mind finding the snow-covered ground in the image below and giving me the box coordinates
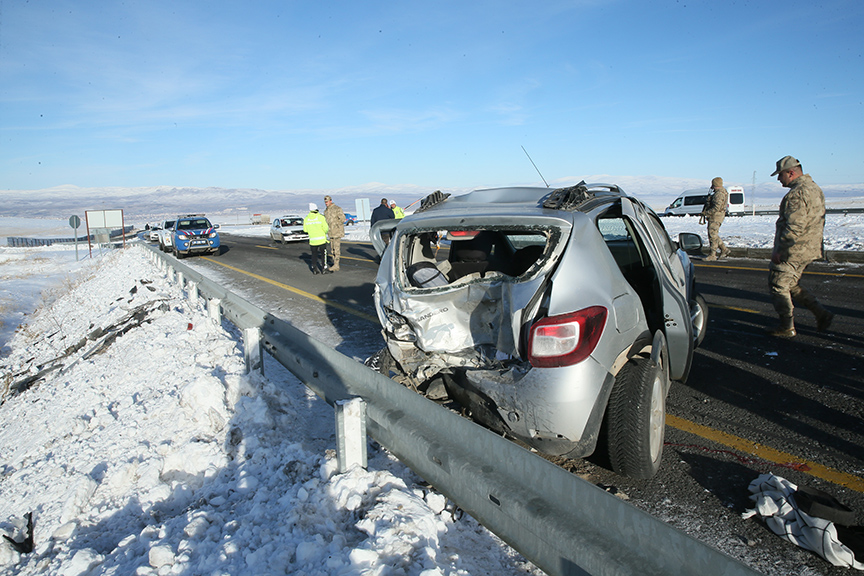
[0,239,541,575]
[1,211,861,576]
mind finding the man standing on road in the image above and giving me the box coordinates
[323,195,345,272]
[303,203,329,275]
[700,177,731,261]
[371,198,395,246]
[767,155,833,337]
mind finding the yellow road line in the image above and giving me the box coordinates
[695,262,864,278]
[200,257,379,323]
[667,414,864,492]
[340,254,376,263]
[256,245,279,250]
[712,304,762,314]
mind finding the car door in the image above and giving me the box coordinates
[621,199,694,381]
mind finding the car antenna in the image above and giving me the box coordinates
[521,146,549,188]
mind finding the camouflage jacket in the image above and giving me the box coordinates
[324,204,345,239]
[701,186,728,223]
[773,174,825,263]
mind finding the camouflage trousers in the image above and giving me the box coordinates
[328,237,342,268]
[768,259,819,317]
[706,220,727,256]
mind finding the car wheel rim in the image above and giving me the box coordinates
[691,303,705,339]
[649,371,665,461]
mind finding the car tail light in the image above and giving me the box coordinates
[527,306,607,368]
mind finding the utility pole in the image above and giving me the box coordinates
[752,171,757,216]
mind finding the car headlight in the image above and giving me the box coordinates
[209,232,218,238]
[177,234,188,240]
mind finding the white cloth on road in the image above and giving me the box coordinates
[742,473,863,569]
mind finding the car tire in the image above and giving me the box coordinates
[605,356,668,479]
[691,292,708,348]
[174,247,184,259]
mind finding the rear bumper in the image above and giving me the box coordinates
[455,357,614,458]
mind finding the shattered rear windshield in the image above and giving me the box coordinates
[398,228,551,289]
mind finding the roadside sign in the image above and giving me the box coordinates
[69,215,81,261]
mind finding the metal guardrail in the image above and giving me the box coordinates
[143,244,762,576]
[6,226,135,247]
[748,208,864,215]
[711,247,864,264]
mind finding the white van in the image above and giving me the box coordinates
[726,186,746,215]
[663,186,745,216]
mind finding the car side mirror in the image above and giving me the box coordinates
[677,232,703,255]
[213,224,220,229]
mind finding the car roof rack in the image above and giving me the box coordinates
[414,190,451,214]
[542,181,592,210]
[542,181,624,211]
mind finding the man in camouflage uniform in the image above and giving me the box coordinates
[323,195,345,272]
[701,177,730,261]
[767,155,833,337]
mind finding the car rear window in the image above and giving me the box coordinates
[400,228,550,288]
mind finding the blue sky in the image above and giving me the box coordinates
[2,0,862,192]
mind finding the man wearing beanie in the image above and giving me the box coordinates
[700,177,730,261]
[767,155,833,337]
[303,202,329,274]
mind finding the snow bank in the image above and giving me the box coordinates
[0,246,539,575]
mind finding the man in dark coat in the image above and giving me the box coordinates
[370,198,395,246]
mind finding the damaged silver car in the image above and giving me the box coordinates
[368,183,707,479]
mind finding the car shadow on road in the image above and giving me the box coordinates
[317,283,385,362]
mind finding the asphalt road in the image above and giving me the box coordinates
[189,233,864,574]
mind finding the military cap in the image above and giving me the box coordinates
[771,155,801,176]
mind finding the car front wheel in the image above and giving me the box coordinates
[604,356,668,479]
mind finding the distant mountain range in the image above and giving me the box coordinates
[2,176,862,223]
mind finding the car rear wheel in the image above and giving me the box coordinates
[605,356,668,479]
[691,292,708,347]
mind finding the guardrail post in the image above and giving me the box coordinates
[177,271,185,288]
[207,298,222,324]
[335,397,368,473]
[242,327,263,375]
[187,281,198,306]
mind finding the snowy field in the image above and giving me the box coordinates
[212,213,864,253]
[0,211,862,576]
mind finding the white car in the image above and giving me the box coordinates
[270,216,308,243]
[147,225,162,242]
[368,185,708,479]
[157,220,175,251]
